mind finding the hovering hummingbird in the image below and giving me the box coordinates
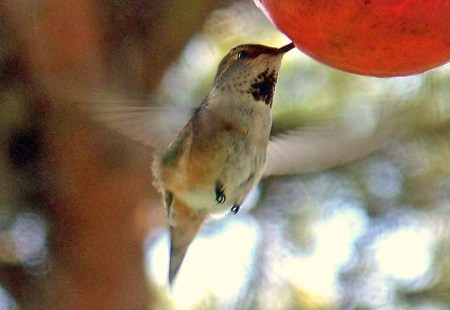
[153,42,295,283]
[91,41,410,285]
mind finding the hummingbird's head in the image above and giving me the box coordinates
[212,42,295,106]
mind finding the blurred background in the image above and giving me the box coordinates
[0,0,449,309]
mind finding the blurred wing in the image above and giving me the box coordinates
[89,101,193,150]
[263,103,411,177]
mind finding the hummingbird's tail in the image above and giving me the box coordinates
[168,198,206,285]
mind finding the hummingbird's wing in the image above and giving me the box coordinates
[263,103,413,177]
[88,100,193,151]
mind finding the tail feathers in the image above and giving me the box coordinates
[168,199,206,285]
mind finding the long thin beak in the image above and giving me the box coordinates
[277,42,295,54]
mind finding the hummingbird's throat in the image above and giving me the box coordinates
[247,68,278,107]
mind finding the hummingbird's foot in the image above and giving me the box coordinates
[231,204,240,214]
[215,181,226,204]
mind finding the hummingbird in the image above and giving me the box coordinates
[152,42,295,284]
[90,41,411,285]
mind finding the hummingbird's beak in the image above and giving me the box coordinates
[277,42,295,54]
[277,42,296,54]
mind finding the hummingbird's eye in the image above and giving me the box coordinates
[237,51,247,59]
